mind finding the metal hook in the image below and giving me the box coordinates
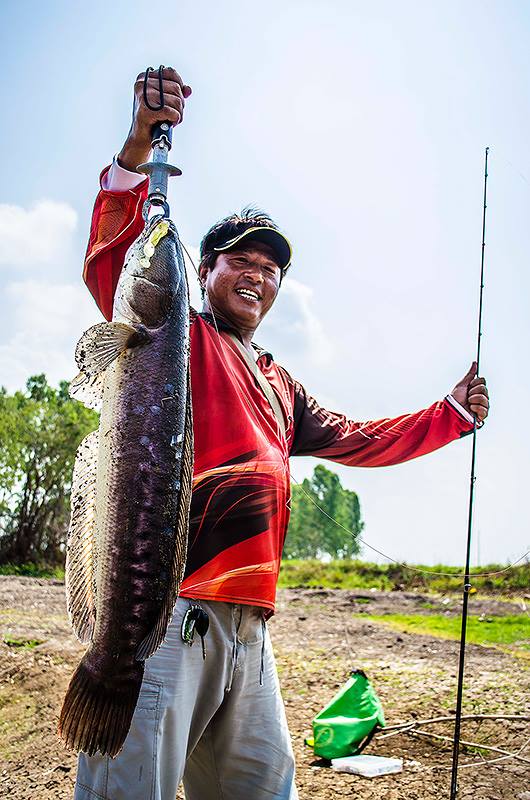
[143,65,165,111]
[142,201,171,224]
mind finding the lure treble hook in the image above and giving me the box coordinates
[137,65,182,221]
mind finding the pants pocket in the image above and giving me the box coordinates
[105,679,162,799]
[135,679,162,712]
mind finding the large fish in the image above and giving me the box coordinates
[58,216,193,758]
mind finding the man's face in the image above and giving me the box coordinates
[200,241,281,331]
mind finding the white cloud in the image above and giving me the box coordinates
[0,240,203,393]
[260,276,335,369]
[0,200,77,267]
[0,279,100,391]
[281,277,333,364]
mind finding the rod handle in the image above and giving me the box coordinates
[151,122,173,149]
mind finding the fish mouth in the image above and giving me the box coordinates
[235,288,261,302]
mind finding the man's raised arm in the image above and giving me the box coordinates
[83,67,192,319]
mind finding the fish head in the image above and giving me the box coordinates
[113,219,185,328]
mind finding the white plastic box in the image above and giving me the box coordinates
[331,754,403,777]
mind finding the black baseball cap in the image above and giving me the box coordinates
[200,211,293,275]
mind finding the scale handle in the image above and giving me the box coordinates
[151,122,173,149]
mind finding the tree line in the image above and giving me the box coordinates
[0,375,363,566]
[0,375,98,564]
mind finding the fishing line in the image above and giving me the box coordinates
[180,240,529,580]
[503,158,530,188]
[494,150,530,190]
[290,473,529,578]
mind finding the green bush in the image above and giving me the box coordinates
[0,562,65,580]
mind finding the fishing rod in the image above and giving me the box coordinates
[137,65,181,220]
[449,146,489,799]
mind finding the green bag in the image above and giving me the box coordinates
[309,670,385,760]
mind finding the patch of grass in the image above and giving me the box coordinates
[0,562,65,580]
[278,559,530,595]
[360,613,530,655]
[278,559,393,590]
[3,634,44,649]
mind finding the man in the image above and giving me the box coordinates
[74,67,489,800]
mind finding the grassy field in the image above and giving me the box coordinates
[360,613,530,656]
[278,558,530,594]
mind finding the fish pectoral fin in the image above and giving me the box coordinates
[74,321,149,377]
[65,429,99,643]
[69,370,106,411]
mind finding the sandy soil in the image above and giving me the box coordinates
[0,577,529,799]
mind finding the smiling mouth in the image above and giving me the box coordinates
[235,288,261,302]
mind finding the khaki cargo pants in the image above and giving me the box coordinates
[74,599,298,800]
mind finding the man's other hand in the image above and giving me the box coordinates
[451,361,489,423]
[118,66,192,172]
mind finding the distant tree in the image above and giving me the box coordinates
[0,374,98,565]
[284,464,363,559]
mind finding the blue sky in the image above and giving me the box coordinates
[1,1,529,566]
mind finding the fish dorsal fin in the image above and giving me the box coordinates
[69,370,106,411]
[65,429,100,643]
[74,321,148,378]
[135,372,194,661]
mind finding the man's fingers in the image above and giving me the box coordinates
[139,80,186,108]
[159,66,186,86]
[134,72,189,127]
[137,105,182,126]
[136,67,191,93]
[469,394,489,422]
[471,404,488,421]
[451,364,489,423]
[159,65,192,94]
[150,106,182,124]
[468,382,488,397]
[469,395,489,408]
[143,78,185,97]
[142,87,185,117]
[469,397,489,412]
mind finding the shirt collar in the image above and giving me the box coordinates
[199,312,274,364]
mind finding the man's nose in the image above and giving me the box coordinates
[244,267,264,284]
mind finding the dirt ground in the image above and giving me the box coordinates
[0,577,529,799]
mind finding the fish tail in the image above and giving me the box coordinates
[58,651,144,758]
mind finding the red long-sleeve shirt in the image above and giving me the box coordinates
[83,167,474,612]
